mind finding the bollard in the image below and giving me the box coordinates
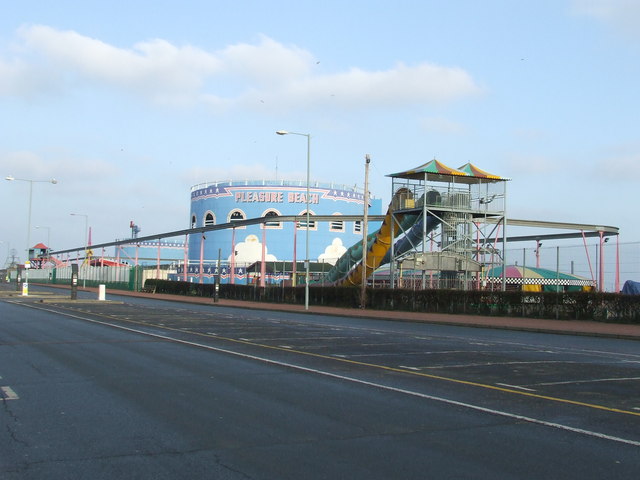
[98,284,106,301]
[70,264,78,300]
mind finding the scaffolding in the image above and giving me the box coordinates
[387,160,509,290]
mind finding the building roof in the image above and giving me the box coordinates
[388,159,509,184]
[485,265,593,285]
[388,158,466,180]
[457,162,509,180]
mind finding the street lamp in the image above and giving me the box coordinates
[0,240,6,271]
[70,213,89,260]
[70,213,89,288]
[276,130,311,310]
[5,176,57,260]
[35,226,51,249]
[361,154,371,308]
[5,175,57,295]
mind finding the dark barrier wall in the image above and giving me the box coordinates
[144,279,640,324]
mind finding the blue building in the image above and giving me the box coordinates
[180,180,381,283]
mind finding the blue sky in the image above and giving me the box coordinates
[1,0,639,268]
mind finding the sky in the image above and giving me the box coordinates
[1,0,640,270]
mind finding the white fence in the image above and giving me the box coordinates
[27,265,131,285]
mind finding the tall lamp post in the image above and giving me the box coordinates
[361,154,371,308]
[70,213,89,261]
[35,226,51,249]
[0,240,6,273]
[70,213,89,288]
[35,225,51,266]
[5,175,57,295]
[276,130,311,310]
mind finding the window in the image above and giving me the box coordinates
[329,213,344,232]
[354,220,362,234]
[263,209,282,228]
[297,210,316,230]
[191,214,197,228]
[204,211,216,226]
[228,209,246,228]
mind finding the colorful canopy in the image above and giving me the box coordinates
[457,162,507,180]
[484,265,593,287]
[388,158,466,179]
[389,159,508,183]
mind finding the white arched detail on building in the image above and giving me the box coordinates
[203,211,216,227]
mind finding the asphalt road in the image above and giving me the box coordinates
[1,288,639,479]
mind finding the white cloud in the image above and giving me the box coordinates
[251,62,481,111]
[318,238,347,265]
[0,58,26,94]
[1,25,482,111]
[571,0,640,38]
[219,35,314,86]
[0,57,55,97]
[229,234,277,264]
[17,25,221,105]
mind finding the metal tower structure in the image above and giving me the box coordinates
[387,159,509,290]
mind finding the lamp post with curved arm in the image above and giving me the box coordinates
[5,175,58,295]
[70,213,89,288]
[276,130,311,310]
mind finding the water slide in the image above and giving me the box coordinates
[41,255,66,267]
[322,198,441,287]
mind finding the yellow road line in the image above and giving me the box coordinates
[48,303,640,418]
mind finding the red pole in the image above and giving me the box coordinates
[199,235,205,284]
[260,225,266,288]
[599,231,604,292]
[183,234,188,281]
[230,227,236,285]
[582,230,595,285]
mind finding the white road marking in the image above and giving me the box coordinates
[535,377,640,387]
[496,383,537,392]
[1,386,19,400]
[240,336,352,342]
[15,302,640,448]
[421,360,570,369]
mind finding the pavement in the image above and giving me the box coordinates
[5,282,639,341]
